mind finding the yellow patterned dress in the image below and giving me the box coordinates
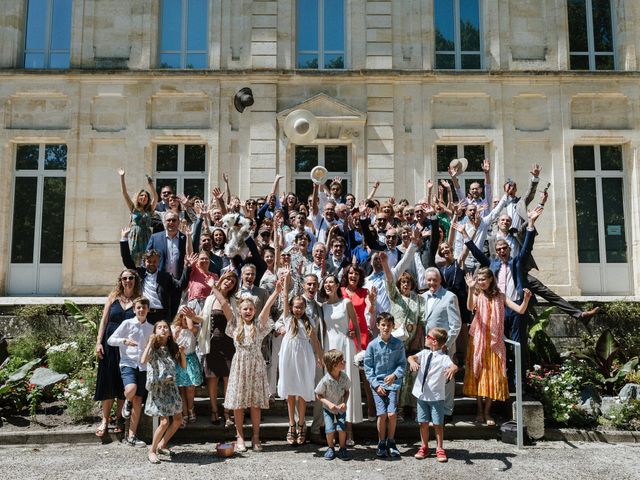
[463,294,509,401]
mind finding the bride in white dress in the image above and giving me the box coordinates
[321,274,363,444]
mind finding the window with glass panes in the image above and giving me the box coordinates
[435,0,482,70]
[158,0,208,68]
[155,144,207,200]
[568,0,615,70]
[293,145,350,202]
[435,145,487,202]
[573,145,626,264]
[11,144,67,264]
[24,0,72,69]
[297,0,345,69]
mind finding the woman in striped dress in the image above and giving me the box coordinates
[462,268,531,425]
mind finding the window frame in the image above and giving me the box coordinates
[296,0,347,70]
[434,0,483,70]
[23,0,72,69]
[158,0,209,69]
[435,144,488,202]
[292,144,352,199]
[568,0,616,71]
[573,144,626,264]
[154,143,208,200]
[10,143,68,265]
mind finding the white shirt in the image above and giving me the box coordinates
[285,227,317,252]
[142,271,163,309]
[107,318,154,371]
[411,349,454,401]
[497,262,518,301]
[165,233,180,278]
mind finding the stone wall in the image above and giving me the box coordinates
[0,1,639,295]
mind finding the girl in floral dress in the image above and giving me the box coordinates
[141,320,186,464]
[217,279,282,452]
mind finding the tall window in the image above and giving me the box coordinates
[568,0,614,70]
[24,0,72,69]
[436,144,487,201]
[297,0,345,69]
[574,145,626,264]
[435,0,482,69]
[293,145,350,201]
[155,144,207,199]
[159,0,208,68]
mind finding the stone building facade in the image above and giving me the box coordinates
[0,0,639,297]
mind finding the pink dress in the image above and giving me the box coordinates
[341,287,370,350]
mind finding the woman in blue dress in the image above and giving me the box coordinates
[94,269,141,437]
[118,168,158,266]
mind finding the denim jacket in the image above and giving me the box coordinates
[363,336,406,391]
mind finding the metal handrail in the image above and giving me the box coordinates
[503,336,524,449]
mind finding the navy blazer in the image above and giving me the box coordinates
[120,241,188,314]
[146,230,187,278]
[465,227,535,302]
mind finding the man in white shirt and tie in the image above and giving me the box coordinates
[421,268,461,423]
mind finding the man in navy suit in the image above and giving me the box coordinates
[461,207,543,379]
[146,211,187,316]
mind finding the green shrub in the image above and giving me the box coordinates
[63,368,98,422]
[0,357,32,414]
[526,358,601,428]
[585,302,640,358]
[599,400,640,431]
[625,369,640,384]
[46,342,83,375]
[8,334,46,361]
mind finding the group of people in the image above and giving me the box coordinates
[93,161,598,464]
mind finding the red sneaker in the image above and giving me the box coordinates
[414,444,429,459]
[436,448,448,463]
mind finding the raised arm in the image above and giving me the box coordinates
[367,180,380,200]
[211,187,228,215]
[222,173,231,206]
[464,273,477,312]
[118,168,135,211]
[505,288,533,315]
[146,174,159,211]
[523,164,541,207]
[270,174,284,199]
[119,228,136,269]
[311,183,320,216]
[482,158,492,202]
[259,279,283,326]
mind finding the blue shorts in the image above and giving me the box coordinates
[120,366,148,398]
[323,409,346,434]
[371,388,398,416]
[416,399,445,425]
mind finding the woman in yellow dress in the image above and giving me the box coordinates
[463,267,531,425]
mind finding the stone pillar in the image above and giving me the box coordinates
[251,0,278,69]
[367,84,394,198]
[366,1,392,69]
[247,83,278,199]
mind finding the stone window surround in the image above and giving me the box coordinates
[157,0,209,69]
[434,0,484,70]
[152,140,209,201]
[23,0,73,69]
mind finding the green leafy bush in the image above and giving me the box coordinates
[527,358,601,427]
[46,342,83,375]
[63,368,98,422]
[0,357,33,414]
[599,400,640,431]
[585,302,640,358]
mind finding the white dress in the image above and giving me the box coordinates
[323,299,363,423]
[277,316,316,401]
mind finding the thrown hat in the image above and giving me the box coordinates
[233,87,254,113]
[449,157,469,174]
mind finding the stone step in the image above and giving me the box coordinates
[171,414,504,442]
[192,393,492,417]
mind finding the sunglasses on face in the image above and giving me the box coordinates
[165,218,178,222]
[385,235,397,240]
[121,276,135,281]
[161,191,171,195]
[496,246,509,251]
[426,334,435,341]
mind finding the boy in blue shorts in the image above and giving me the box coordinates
[408,327,458,462]
[108,296,154,447]
[364,312,406,459]
[315,349,350,461]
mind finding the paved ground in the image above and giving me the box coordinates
[1,439,639,480]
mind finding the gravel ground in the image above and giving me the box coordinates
[2,439,639,480]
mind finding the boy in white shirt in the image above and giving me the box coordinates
[108,297,154,447]
[408,327,458,463]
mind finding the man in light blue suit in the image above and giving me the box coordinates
[422,267,461,422]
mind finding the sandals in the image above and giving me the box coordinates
[188,409,197,423]
[148,451,161,464]
[95,420,108,438]
[113,418,125,434]
[235,438,247,453]
[297,423,306,445]
[486,417,496,426]
[225,414,235,428]
[180,417,188,429]
[286,424,297,445]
